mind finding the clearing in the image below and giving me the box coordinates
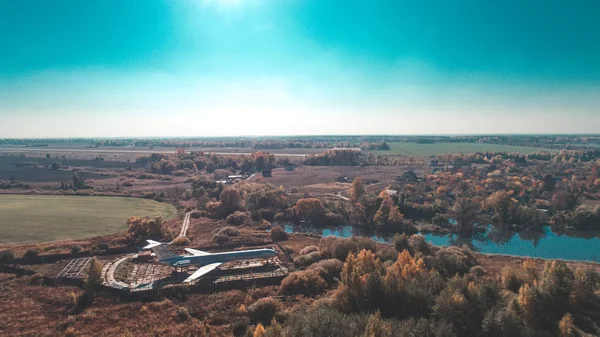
[371,142,555,156]
[0,195,177,244]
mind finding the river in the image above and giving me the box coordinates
[278,223,600,263]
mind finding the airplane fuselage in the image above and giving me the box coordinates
[163,248,278,268]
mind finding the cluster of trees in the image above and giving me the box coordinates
[136,151,281,176]
[256,240,600,337]
[303,149,365,166]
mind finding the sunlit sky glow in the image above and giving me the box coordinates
[1,0,599,137]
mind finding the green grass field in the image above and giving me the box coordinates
[0,195,177,244]
[371,142,555,156]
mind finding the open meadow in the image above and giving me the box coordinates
[372,142,555,156]
[0,195,177,244]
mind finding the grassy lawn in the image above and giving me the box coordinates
[0,195,177,244]
[372,142,555,156]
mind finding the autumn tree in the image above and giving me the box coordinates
[349,177,366,202]
[220,186,244,215]
[294,198,326,223]
[373,193,404,232]
[449,198,480,235]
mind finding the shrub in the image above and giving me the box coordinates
[308,259,344,283]
[217,226,240,237]
[324,212,345,226]
[24,248,39,258]
[375,245,398,262]
[270,226,289,242]
[293,251,323,267]
[176,306,190,322]
[0,250,15,262]
[279,269,327,296]
[232,319,250,337]
[393,233,410,252]
[68,291,78,307]
[70,245,82,255]
[122,180,134,187]
[86,257,103,292]
[429,246,476,277]
[408,234,431,255]
[259,209,275,222]
[171,236,191,246]
[213,234,230,246]
[93,242,109,250]
[273,212,288,222]
[470,266,487,277]
[190,210,206,218]
[255,220,271,230]
[126,216,166,243]
[226,211,250,225]
[299,246,319,255]
[247,298,282,325]
[501,267,523,293]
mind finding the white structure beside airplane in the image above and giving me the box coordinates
[143,240,278,283]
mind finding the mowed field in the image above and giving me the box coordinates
[371,142,555,156]
[0,195,177,244]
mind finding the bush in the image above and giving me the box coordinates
[217,226,241,237]
[70,245,82,255]
[470,266,487,277]
[232,319,250,337]
[226,211,250,226]
[501,267,523,293]
[279,269,327,296]
[293,251,323,267]
[408,234,431,255]
[93,242,109,251]
[270,226,289,242]
[308,259,344,283]
[190,210,206,219]
[122,180,134,187]
[299,246,319,255]
[375,245,398,262]
[273,212,288,222]
[393,233,410,252]
[175,306,190,322]
[255,220,271,230]
[0,250,15,262]
[24,248,39,258]
[86,257,103,291]
[213,234,230,246]
[324,212,345,226]
[247,298,282,325]
[429,246,476,277]
[259,209,275,222]
[171,236,191,246]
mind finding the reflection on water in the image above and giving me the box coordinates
[280,224,600,262]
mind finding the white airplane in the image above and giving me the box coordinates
[143,240,278,283]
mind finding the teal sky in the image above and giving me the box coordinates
[1,0,599,137]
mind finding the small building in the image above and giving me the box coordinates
[262,169,272,177]
[336,176,348,183]
[133,250,153,262]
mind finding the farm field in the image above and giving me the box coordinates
[371,142,555,156]
[0,195,177,244]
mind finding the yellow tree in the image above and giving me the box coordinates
[349,177,366,202]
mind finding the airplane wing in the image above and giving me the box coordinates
[143,240,163,249]
[183,262,222,283]
[184,248,211,256]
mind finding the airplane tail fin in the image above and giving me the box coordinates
[143,240,178,262]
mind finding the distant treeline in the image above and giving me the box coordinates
[2,135,600,150]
